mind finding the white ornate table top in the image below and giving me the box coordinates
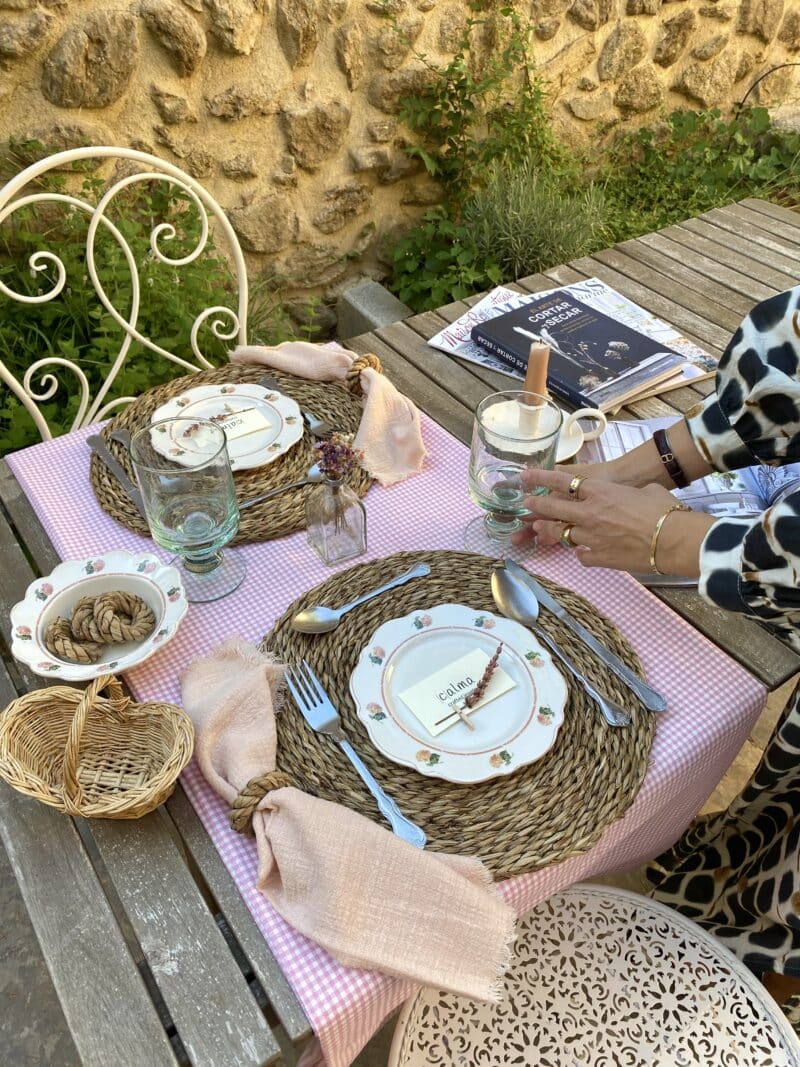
[391,884,800,1067]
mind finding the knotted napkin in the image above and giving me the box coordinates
[229,341,426,486]
[181,638,515,1000]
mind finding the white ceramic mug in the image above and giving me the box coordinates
[557,407,607,462]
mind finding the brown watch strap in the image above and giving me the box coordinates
[653,427,689,489]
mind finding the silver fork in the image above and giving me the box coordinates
[257,373,334,439]
[285,660,426,849]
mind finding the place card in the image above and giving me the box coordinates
[400,648,515,737]
[218,408,270,440]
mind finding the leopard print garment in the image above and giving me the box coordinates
[646,284,800,977]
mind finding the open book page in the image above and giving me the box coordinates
[579,416,800,518]
[427,279,716,391]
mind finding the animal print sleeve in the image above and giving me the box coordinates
[686,285,800,473]
[685,285,800,643]
[696,497,800,652]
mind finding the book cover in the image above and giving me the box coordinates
[470,289,688,410]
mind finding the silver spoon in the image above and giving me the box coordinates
[291,562,431,633]
[239,465,323,511]
[490,561,632,728]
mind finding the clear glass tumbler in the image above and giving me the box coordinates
[130,417,246,603]
[465,390,563,558]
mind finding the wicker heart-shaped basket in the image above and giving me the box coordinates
[0,674,194,819]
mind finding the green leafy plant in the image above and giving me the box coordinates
[597,107,800,242]
[388,207,503,311]
[0,163,313,455]
[385,2,561,310]
[398,2,561,204]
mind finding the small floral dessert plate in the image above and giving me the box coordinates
[150,383,303,471]
[350,603,567,784]
[10,549,188,681]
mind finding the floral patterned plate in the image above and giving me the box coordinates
[9,549,188,681]
[350,603,567,784]
[150,383,303,471]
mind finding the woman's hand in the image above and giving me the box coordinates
[512,468,716,576]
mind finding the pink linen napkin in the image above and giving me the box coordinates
[229,341,426,485]
[181,638,515,999]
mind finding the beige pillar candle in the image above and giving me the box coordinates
[518,342,550,436]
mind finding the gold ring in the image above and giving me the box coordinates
[568,475,586,499]
[560,523,577,549]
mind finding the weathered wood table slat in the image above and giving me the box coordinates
[2,197,799,1064]
[0,468,310,1063]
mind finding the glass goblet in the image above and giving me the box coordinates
[465,390,563,559]
[130,417,246,603]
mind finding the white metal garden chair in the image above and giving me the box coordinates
[0,146,249,442]
[389,884,800,1066]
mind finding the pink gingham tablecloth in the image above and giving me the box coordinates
[7,414,767,1067]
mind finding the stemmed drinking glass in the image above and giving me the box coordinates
[130,417,246,603]
[465,390,563,559]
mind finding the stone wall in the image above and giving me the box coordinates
[2,0,799,305]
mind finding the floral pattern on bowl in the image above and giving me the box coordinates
[350,603,568,785]
[9,549,188,682]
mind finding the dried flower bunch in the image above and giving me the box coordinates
[314,433,363,481]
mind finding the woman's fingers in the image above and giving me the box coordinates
[523,489,584,524]
[532,520,570,546]
[521,467,581,494]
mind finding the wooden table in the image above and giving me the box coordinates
[1,195,798,1065]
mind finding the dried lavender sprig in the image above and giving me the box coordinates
[464,643,504,709]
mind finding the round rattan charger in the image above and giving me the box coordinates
[89,363,372,544]
[265,550,656,880]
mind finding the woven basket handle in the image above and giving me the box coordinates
[62,674,129,815]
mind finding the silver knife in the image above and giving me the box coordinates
[87,434,148,521]
[505,559,667,713]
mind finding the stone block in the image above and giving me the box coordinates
[140,0,206,76]
[337,279,411,339]
[42,11,138,108]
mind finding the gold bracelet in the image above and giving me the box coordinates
[649,503,692,575]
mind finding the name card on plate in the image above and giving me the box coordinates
[400,648,515,737]
[219,408,271,440]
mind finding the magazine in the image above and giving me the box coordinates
[427,279,716,409]
[582,417,800,518]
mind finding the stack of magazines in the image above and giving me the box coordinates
[427,278,718,412]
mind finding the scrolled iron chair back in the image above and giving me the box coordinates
[0,146,249,441]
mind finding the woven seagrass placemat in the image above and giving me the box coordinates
[89,363,371,544]
[264,549,656,879]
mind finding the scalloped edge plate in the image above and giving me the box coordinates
[350,603,568,784]
[150,383,303,471]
